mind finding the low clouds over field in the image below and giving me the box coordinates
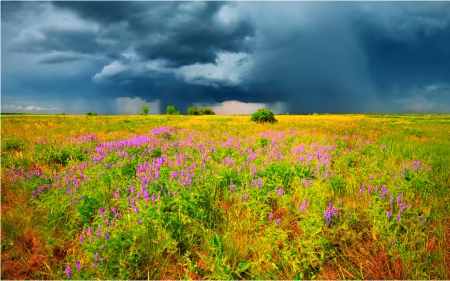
[2,2,450,114]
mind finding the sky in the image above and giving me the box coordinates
[2,1,450,115]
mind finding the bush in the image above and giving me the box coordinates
[86,112,98,116]
[187,106,199,115]
[166,105,180,115]
[142,106,150,115]
[251,109,277,123]
[198,108,215,115]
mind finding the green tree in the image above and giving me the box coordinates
[187,106,199,115]
[250,109,277,123]
[86,111,98,116]
[166,105,180,115]
[198,108,215,115]
[142,106,150,115]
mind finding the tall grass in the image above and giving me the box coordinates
[1,114,449,279]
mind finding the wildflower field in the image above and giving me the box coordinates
[1,114,449,280]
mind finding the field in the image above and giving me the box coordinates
[1,114,449,279]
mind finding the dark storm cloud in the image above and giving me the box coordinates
[34,52,92,64]
[2,1,450,114]
[52,1,255,67]
[9,26,109,54]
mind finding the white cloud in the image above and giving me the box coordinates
[174,52,253,88]
[1,104,62,112]
[193,100,287,115]
[92,53,171,83]
[426,85,438,92]
[114,97,161,115]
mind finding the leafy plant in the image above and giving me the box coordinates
[166,105,180,115]
[250,109,277,123]
[187,107,199,115]
[142,106,150,115]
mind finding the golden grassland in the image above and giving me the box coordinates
[1,114,449,279]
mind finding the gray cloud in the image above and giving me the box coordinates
[2,1,450,114]
[34,51,93,64]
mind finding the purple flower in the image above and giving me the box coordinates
[100,258,105,264]
[381,186,388,198]
[397,193,402,205]
[65,264,72,278]
[395,214,401,222]
[276,218,281,226]
[96,231,101,239]
[390,194,394,206]
[230,185,236,193]
[244,193,248,202]
[387,210,392,219]
[80,235,85,244]
[105,233,110,240]
[300,199,307,212]
[257,178,262,188]
[276,187,284,196]
[94,252,99,259]
[268,213,273,222]
[324,209,331,227]
[93,263,98,268]
[76,261,81,271]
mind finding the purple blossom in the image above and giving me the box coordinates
[257,178,262,188]
[300,199,307,212]
[395,214,402,222]
[105,233,110,240]
[80,235,85,244]
[65,264,72,278]
[230,185,236,193]
[324,209,331,227]
[381,186,388,198]
[390,194,394,206]
[76,261,81,271]
[96,231,101,239]
[94,252,99,259]
[268,213,273,222]
[276,218,281,226]
[244,193,248,202]
[397,193,402,205]
[387,210,392,219]
[276,187,284,196]
[100,258,105,264]
[93,263,98,268]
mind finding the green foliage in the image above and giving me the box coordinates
[2,114,450,280]
[86,112,98,116]
[188,106,199,115]
[2,137,26,151]
[166,105,180,115]
[251,108,277,123]
[198,108,215,115]
[142,106,150,115]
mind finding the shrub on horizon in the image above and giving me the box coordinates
[250,108,277,123]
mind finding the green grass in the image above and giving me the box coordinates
[1,114,449,279]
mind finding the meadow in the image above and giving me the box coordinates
[1,114,449,280]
